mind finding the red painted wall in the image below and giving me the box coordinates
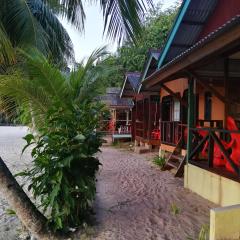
[199,0,240,39]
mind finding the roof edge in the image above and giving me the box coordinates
[157,0,191,69]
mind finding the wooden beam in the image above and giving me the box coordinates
[211,131,239,175]
[189,134,209,160]
[160,83,188,107]
[208,134,214,167]
[224,58,229,127]
[148,96,151,140]
[188,71,227,104]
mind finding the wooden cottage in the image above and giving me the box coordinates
[142,0,240,210]
[121,52,161,152]
[99,87,134,141]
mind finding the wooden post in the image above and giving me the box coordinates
[187,78,195,162]
[135,99,137,139]
[208,133,214,167]
[224,58,229,128]
[126,110,129,125]
[148,96,151,140]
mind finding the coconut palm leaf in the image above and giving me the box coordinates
[0,47,112,126]
[1,0,48,52]
[0,22,16,67]
[44,0,153,43]
[100,0,153,43]
[28,0,74,62]
[1,0,74,63]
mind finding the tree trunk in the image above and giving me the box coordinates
[0,157,60,240]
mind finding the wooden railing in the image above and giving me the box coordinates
[98,120,132,135]
[197,119,223,128]
[160,121,183,146]
[188,127,240,176]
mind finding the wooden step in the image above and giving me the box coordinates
[162,136,186,177]
[167,160,179,169]
[134,147,150,154]
[170,154,184,161]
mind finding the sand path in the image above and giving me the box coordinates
[0,127,215,239]
[93,147,215,240]
[0,126,32,240]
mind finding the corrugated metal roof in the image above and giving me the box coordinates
[126,72,141,92]
[100,88,134,108]
[143,15,240,85]
[159,0,218,65]
[141,49,162,80]
[106,87,120,94]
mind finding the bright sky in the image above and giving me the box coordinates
[60,0,177,62]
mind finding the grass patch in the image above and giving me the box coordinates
[153,152,166,169]
[170,203,181,215]
[187,224,210,240]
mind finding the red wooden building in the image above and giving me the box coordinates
[142,0,240,212]
[99,87,134,141]
[121,52,161,152]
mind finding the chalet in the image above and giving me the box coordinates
[141,1,240,238]
[121,52,161,153]
[99,87,134,141]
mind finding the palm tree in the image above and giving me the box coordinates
[1,0,74,65]
[0,0,153,64]
[0,0,153,238]
[0,48,113,239]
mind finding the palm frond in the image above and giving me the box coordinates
[1,0,49,53]
[69,46,109,99]
[28,0,74,63]
[0,22,16,66]
[1,0,74,63]
[44,0,86,31]
[99,0,153,43]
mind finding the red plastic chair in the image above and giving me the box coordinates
[151,129,160,140]
[108,119,115,132]
[225,116,240,172]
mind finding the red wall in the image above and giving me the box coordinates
[199,0,240,39]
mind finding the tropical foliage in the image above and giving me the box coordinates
[0,0,153,66]
[98,3,179,87]
[0,48,112,232]
[0,0,74,65]
[0,0,154,236]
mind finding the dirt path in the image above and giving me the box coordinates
[0,127,215,240]
[93,147,215,240]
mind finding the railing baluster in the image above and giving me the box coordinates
[208,133,214,168]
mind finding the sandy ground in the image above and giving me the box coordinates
[92,147,215,240]
[0,126,32,240]
[0,127,215,240]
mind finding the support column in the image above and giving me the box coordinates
[224,58,229,127]
[187,78,195,162]
[126,110,129,125]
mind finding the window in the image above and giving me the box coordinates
[173,99,180,122]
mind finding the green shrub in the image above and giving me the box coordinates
[20,100,103,232]
[153,153,166,169]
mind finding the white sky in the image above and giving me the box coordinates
[60,0,177,62]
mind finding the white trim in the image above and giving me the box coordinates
[120,76,128,98]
